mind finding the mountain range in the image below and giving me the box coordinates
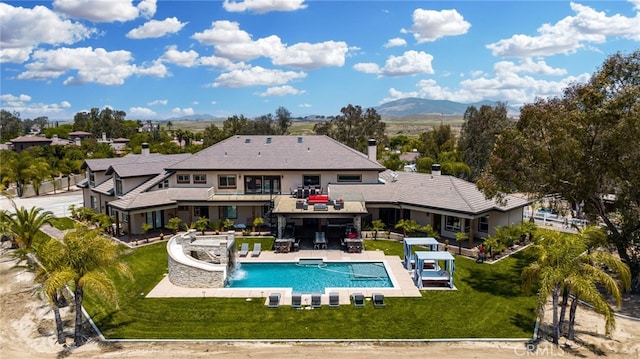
[164,98,503,121]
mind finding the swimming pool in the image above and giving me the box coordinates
[226,260,394,293]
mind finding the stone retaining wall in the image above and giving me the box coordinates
[167,230,236,288]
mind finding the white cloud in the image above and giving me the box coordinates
[494,58,567,76]
[259,85,304,97]
[53,0,156,22]
[17,47,166,85]
[401,8,471,43]
[223,0,307,13]
[355,51,434,77]
[0,3,95,63]
[198,55,248,70]
[212,66,306,88]
[129,107,157,117]
[382,67,591,107]
[0,93,73,117]
[272,41,348,69]
[193,20,347,69]
[299,103,312,108]
[353,63,380,74]
[487,2,640,57]
[172,107,195,116]
[148,99,168,106]
[160,45,199,67]
[384,37,407,48]
[127,17,187,39]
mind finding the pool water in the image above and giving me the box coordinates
[226,262,393,293]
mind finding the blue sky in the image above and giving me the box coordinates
[1,0,639,120]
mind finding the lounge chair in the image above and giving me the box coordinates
[238,243,249,257]
[351,293,365,308]
[251,243,261,257]
[372,293,386,308]
[268,293,281,308]
[291,293,302,309]
[329,292,340,307]
[311,294,322,308]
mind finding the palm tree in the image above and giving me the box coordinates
[522,232,577,344]
[5,206,54,253]
[562,226,631,339]
[394,219,420,237]
[39,224,131,347]
[371,219,385,240]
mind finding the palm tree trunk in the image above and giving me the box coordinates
[567,294,579,340]
[552,284,561,344]
[73,285,84,347]
[558,287,569,336]
[52,293,65,344]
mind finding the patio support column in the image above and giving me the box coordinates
[277,215,286,238]
[353,216,361,233]
[468,218,475,248]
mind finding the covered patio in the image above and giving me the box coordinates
[413,251,455,289]
[403,237,440,270]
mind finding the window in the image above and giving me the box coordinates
[193,174,207,184]
[90,196,98,211]
[245,176,263,194]
[445,216,461,232]
[303,175,320,187]
[218,175,236,189]
[158,179,169,189]
[122,212,129,223]
[177,174,190,184]
[89,171,95,186]
[337,174,361,183]
[220,205,237,219]
[115,178,123,195]
[478,216,489,233]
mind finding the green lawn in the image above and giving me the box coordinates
[84,238,537,340]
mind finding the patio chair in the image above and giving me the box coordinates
[351,293,365,308]
[251,243,262,257]
[372,293,386,308]
[311,294,322,309]
[291,293,302,309]
[238,243,249,257]
[268,293,281,308]
[329,292,340,307]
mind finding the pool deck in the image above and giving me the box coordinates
[146,249,422,305]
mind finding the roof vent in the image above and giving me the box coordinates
[245,139,251,143]
[266,137,271,144]
[297,137,303,143]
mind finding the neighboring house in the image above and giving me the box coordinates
[9,135,52,152]
[80,136,529,240]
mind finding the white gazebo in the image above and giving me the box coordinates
[413,251,455,289]
[403,237,440,270]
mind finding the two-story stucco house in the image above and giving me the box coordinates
[79,135,529,243]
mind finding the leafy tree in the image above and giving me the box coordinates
[418,123,470,177]
[0,110,25,141]
[223,115,250,136]
[203,123,227,147]
[0,150,34,197]
[479,51,640,286]
[37,224,131,346]
[222,218,234,232]
[313,104,387,154]
[252,217,264,232]
[28,157,51,196]
[381,152,402,170]
[458,103,512,181]
[275,106,292,135]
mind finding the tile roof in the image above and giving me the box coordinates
[329,170,530,216]
[168,135,385,171]
[93,178,114,195]
[108,171,174,210]
[11,135,52,143]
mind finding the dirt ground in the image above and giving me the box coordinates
[1,250,639,359]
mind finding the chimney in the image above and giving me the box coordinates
[431,163,441,176]
[141,142,150,156]
[367,139,377,161]
[75,138,81,146]
[102,132,107,142]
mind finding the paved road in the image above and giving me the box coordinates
[0,190,83,218]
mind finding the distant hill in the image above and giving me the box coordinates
[163,114,220,121]
[376,98,499,117]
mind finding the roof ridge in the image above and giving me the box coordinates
[448,176,476,212]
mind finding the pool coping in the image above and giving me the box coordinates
[146,249,423,305]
